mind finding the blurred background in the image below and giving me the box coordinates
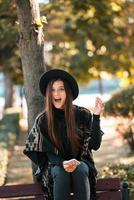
[0,0,134,198]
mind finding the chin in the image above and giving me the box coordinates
[54,105,64,109]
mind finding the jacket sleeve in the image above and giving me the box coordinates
[23,125,47,168]
[83,108,104,150]
[23,113,53,167]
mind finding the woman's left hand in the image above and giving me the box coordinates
[93,97,104,115]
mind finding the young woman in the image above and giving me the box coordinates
[24,69,104,200]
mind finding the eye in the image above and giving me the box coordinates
[59,88,65,91]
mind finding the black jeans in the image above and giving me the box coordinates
[51,161,90,200]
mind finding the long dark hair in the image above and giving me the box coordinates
[45,78,80,156]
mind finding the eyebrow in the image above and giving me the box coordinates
[52,85,65,88]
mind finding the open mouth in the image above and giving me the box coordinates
[54,98,61,103]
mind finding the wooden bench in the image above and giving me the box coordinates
[0,178,130,200]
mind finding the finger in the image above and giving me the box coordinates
[64,164,75,170]
[95,99,98,107]
[64,162,75,167]
[97,98,102,105]
[65,164,77,170]
[65,166,77,172]
[96,97,101,106]
[97,98,104,107]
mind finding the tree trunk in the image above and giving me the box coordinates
[15,0,46,129]
[4,73,14,108]
[15,0,46,180]
[98,75,104,95]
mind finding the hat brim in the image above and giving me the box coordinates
[39,69,79,100]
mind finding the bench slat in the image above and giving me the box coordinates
[8,197,44,200]
[96,178,121,191]
[97,191,122,200]
[0,178,123,199]
[0,183,44,198]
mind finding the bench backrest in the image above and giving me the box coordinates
[0,183,45,199]
[96,178,122,200]
[0,178,122,199]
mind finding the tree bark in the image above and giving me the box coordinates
[98,74,104,95]
[15,0,46,129]
[15,0,46,181]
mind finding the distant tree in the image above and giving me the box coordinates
[0,0,22,107]
[114,0,134,86]
[41,0,134,86]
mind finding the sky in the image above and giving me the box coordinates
[38,0,49,3]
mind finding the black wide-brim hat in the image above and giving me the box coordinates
[39,69,79,100]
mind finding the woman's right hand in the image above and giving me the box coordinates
[93,97,104,115]
[63,159,80,172]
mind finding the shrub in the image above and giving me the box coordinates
[99,162,134,199]
[104,85,134,117]
[0,109,20,185]
[104,85,134,151]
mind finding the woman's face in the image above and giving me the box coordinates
[51,80,66,109]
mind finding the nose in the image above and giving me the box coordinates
[53,89,60,96]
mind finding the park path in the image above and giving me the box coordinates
[94,117,130,168]
[6,119,33,185]
[5,117,130,185]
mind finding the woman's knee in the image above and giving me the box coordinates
[51,166,70,179]
[73,161,89,177]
